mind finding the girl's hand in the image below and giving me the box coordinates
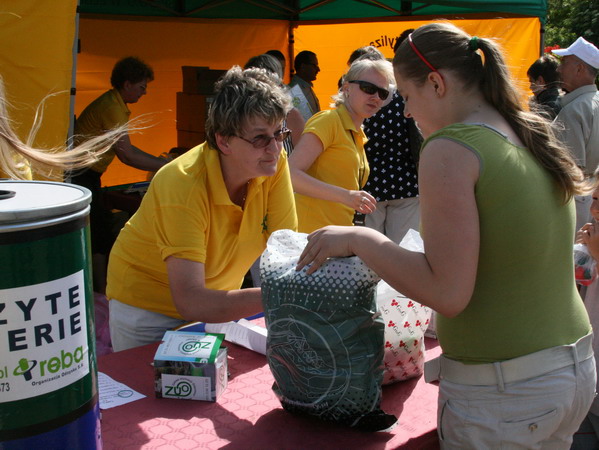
[297,226,358,274]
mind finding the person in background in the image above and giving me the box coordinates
[355,33,423,244]
[242,53,305,288]
[572,168,599,449]
[552,37,599,233]
[71,56,170,294]
[0,75,128,180]
[244,53,305,152]
[289,50,321,121]
[298,23,595,448]
[106,66,297,351]
[527,54,562,119]
[289,57,394,233]
[266,49,287,77]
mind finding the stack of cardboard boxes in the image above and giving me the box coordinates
[176,66,226,149]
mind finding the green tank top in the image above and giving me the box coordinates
[429,124,590,363]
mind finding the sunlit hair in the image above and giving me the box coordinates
[394,22,588,202]
[205,66,292,150]
[334,58,395,107]
[244,54,284,80]
[0,77,132,180]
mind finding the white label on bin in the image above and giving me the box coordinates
[161,374,212,400]
[0,270,89,402]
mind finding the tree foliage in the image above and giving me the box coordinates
[545,0,599,48]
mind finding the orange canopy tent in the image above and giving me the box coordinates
[1,1,546,185]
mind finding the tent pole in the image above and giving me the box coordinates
[69,2,80,149]
[288,22,296,81]
[539,20,545,56]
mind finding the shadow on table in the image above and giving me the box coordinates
[216,379,429,450]
[220,408,394,450]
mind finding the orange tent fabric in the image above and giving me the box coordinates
[76,17,289,186]
[77,15,540,186]
[0,0,76,173]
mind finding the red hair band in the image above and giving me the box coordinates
[408,33,439,73]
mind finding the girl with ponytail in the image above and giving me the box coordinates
[297,22,595,448]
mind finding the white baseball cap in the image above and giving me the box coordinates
[552,37,599,69]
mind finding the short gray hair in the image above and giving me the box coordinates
[205,66,292,150]
[333,58,395,107]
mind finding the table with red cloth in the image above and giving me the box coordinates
[99,336,441,449]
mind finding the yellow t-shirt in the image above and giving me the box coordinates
[106,142,298,319]
[73,89,130,174]
[295,103,369,233]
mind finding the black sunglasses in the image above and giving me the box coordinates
[237,128,292,149]
[348,80,390,101]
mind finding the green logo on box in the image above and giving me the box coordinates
[164,379,194,398]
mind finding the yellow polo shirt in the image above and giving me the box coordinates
[73,89,130,173]
[106,142,297,319]
[295,104,369,233]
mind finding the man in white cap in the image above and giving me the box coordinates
[554,37,599,450]
[552,37,599,231]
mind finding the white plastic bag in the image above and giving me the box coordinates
[377,281,431,384]
[378,229,432,384]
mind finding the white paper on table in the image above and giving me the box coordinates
[204,318,267,355]
[98,372,146,409]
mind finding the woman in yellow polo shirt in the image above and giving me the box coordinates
[106,66,298,351]
[289,58,394,233]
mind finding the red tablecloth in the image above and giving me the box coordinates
[99,337,441,449]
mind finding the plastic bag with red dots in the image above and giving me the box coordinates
[377,229,432,385]
[377,281,431,384]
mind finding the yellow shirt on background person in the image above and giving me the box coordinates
[73,89,130,174]
[106,142,297,319]
[295,103,369,233]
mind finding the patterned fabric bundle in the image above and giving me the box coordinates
[260,230,397,432]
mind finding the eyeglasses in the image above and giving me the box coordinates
[348,80,390,100]
[236,128,292,149]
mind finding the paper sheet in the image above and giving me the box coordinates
[98,372,146,409]
[205,319,267,355]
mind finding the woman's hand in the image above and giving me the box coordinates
[297,226,360,274]
[348,190,377,214]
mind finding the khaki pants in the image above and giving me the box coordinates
[109,299,186,352]
[427,335,597,449]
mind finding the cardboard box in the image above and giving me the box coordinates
[154,331,228,402]
[176,92,213,132]
[182,66,226,94]
[177,130,205,149]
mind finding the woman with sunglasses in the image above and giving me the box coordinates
[289,58,394,233]
[297,23,594,448]
[106,66,297,351]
